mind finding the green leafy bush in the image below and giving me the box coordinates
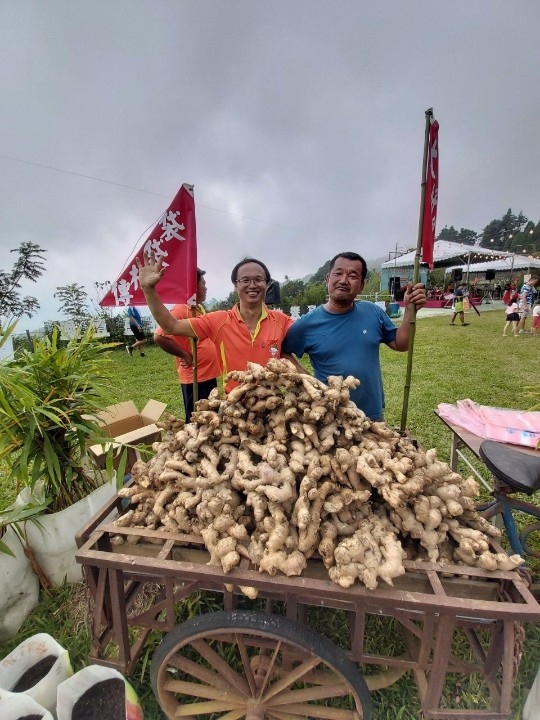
[0,324,118,511]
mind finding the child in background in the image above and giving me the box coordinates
[503,294,520,337]
[531,301,540,336]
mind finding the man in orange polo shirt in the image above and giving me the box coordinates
[138,255,295,390]
[154,268,220,419]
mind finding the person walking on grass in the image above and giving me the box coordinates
[517,275,539,334]
[503,294,520,337]
[449,284,469,327]
[126,305,146,356]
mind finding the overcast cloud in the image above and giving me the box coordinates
[1,0,539,330]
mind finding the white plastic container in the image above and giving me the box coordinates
[0,693,53,720]
[0,526,40,641]
[0,633,72,714]
[523,663,540,719]
[22,477,117,586]
[56,665,143,720]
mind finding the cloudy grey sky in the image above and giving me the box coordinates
[1,0,539,330]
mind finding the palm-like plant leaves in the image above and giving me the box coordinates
[0,324,121,511]
[0,500,51,556]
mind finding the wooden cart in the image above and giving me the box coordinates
[76,492,540,720]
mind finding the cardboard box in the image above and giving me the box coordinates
[88,400,167,472]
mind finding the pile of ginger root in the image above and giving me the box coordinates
[115,358,523,593]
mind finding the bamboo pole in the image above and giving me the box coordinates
[400,108,433,432]
[190,305,199,408]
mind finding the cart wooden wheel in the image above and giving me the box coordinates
[151,610,372,720]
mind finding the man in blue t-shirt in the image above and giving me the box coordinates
[282,252,426,421]
[517,275,539,333]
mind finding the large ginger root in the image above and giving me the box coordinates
[116,360,524,591]
[330,511,405,590]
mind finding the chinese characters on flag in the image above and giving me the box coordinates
[100,183,197,307]
[421,118,439,269]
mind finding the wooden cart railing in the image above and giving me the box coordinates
[76,492,540,719]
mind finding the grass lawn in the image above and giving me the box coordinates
[1,305,539,718]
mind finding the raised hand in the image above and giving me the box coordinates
[136,253,165,291]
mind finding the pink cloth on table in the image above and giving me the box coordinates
[437,399,540,449]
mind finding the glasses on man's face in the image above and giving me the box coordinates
[330,269,361,282]
[236,276,267,287]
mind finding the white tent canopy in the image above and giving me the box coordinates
[447,258,540,273]
[380,241,514,270]
[380,240,538,295]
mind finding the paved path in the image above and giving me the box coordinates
[404,299,505,320]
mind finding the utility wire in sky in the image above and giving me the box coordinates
[0,153,169,198]
[0,153,319,238]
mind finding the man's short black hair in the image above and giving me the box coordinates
[197,268,205,282]
[230,257,271,284]
[328,252,368,281]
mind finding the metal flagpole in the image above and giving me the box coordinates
[400,108,433,432]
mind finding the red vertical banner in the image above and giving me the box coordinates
[100,183,197,307]
[421,119,439,268]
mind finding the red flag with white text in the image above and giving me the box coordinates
[421,119,439,269]
[100,183,197,307]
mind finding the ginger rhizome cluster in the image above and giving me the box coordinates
[116,359,522,591]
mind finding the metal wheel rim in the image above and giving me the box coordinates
[151,612,370,720]
[521,522,540,559]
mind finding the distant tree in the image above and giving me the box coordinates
[437,226,459,242]
[280,278,305,306]
[480,218,505,249]
[90,280,115,319]
[511,220,540,256]
[435,225,476,245]
[501,208,522,237]
[427,267,446,289]
[457,228,478,245]
[516,210,528,229]
[211,290,237,311]
[303,282,327,306]
[363,270,381,295]
[0,242,47,328]
[54,283,91,321]
[479,209,532,251]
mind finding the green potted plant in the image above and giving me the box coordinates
[0,323,123,585]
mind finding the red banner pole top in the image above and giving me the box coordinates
[421,117,439,270]
[100,183,197,307]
